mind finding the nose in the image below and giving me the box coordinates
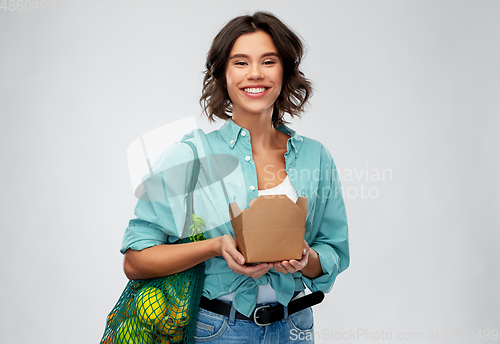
[247,64,263,80]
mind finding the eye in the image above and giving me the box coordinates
[235,61,247,66]
[263,60,276,65]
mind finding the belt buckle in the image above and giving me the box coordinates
[253,305,272,327]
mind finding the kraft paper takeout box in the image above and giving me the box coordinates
[229,195,308,263]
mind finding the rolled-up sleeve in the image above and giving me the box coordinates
[120,142,193,254]
[302,145,349,292]
[121,219,170,254]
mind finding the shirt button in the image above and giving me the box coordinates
[249,185,255,191]
[241,131,246,136]
[230,140,234,144]
[245,156,251,161]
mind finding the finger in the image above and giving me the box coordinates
[247,264,272,279]
[231,251,245,265]
[221,237,245,265]
[221,251,245,274]
[281,261,297,273]
[249,265,273,279]
[288,259,305,271]
[273,262,286,274]
[302,240,310,256]
[232,262,270,277]
[274,261,295,274]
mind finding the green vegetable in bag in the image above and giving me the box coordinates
[102,140,205,343]
[116,317,154,344]
[100,215,207,344]
[136,287,168,325]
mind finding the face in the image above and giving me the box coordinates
[225,30,283,119]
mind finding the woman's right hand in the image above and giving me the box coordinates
[219,234,272,279]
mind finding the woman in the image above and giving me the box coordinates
[121,12,349,343]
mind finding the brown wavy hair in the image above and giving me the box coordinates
[200,12,313,127]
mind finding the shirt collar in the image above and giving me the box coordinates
[218,118,242,149]
[219,118,303,152]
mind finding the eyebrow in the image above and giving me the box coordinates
[228,52,280,60]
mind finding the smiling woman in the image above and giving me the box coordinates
[121,11,349,344]
[225,31,283,120]
[200,12,312,127]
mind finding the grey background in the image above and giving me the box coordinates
[1,1,499,343]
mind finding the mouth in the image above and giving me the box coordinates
[242,87,269,95]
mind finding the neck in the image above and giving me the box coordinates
[232,111,280,151]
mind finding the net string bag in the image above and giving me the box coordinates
[100,141,205,344]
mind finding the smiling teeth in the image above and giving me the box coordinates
[244,87,267,94]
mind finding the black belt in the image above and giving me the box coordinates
[199,291,324,326]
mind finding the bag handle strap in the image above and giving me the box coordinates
[182,141,200,240]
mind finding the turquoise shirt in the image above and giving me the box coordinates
[121,118,349,317]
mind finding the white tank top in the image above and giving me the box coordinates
[218,175,299,304]
[257,175,299,203]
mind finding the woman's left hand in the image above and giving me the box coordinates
[272,240,310,274]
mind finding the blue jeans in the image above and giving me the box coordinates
[194,303,315,343]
